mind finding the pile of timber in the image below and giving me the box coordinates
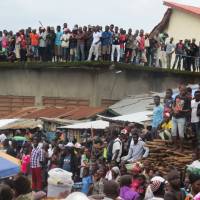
[143,139,193,175]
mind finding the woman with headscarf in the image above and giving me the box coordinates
[149,179,165,200]
[111,166,121,183]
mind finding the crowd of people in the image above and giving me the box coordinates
[0,83,199,200]
[151,84,200,153]
[0,23,200,71]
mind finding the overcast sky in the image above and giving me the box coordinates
[1,0,200,32]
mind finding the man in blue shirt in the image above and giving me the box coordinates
[55,25,63,62]
[101,25,112,61]
[152,95,164,138]
[81,167,93,195]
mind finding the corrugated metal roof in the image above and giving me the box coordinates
[0,119,42,130]
[109,92,164,115]
[60,107,105,120]
[164,1,200,16]
[0,119,20,129]
[60,120,109,130]
[1,106,105,120]
[98,111,152,124]
[109,84,199,115]
[40,117,79,125]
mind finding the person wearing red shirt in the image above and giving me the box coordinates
[19,30,27,62]
[119,29,126,62]
[137,29,146,64]
[125,29,135,63]
[30,29,39,60]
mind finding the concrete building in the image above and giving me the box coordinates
[151,1,200,43]
[0,63,199,117]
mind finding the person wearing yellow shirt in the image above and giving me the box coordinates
[158,113,172,140]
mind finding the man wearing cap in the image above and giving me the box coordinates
[60,143,75,173]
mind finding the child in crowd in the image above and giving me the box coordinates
[81,167,93,195]
[21,148,30,176]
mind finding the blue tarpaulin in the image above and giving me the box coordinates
[0,157,20,179]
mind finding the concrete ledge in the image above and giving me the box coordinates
[0,61,199,77]
[0,61,198,107]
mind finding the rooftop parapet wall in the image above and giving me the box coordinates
[0,62,199,107]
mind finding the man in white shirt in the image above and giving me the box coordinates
[166,37,175,69]
[111,131,122,164]
[87,26,102,61]
[39,27,47,61]
[191,90,200,149]
[61,28,70,61]
[122,132,149,163]
[111,26,120,62]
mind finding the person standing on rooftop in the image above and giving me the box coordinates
[87,26,102,61]
[55,25,63,62]
[111,26,120,62]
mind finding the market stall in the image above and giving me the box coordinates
[0,152,20,179]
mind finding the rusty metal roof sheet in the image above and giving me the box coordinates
[1,106,105,120]
[164,1,200,16]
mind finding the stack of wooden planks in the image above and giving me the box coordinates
[143,139,193,175]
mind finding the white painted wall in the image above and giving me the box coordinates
[162,9,200,69]
[164,9,200,43]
